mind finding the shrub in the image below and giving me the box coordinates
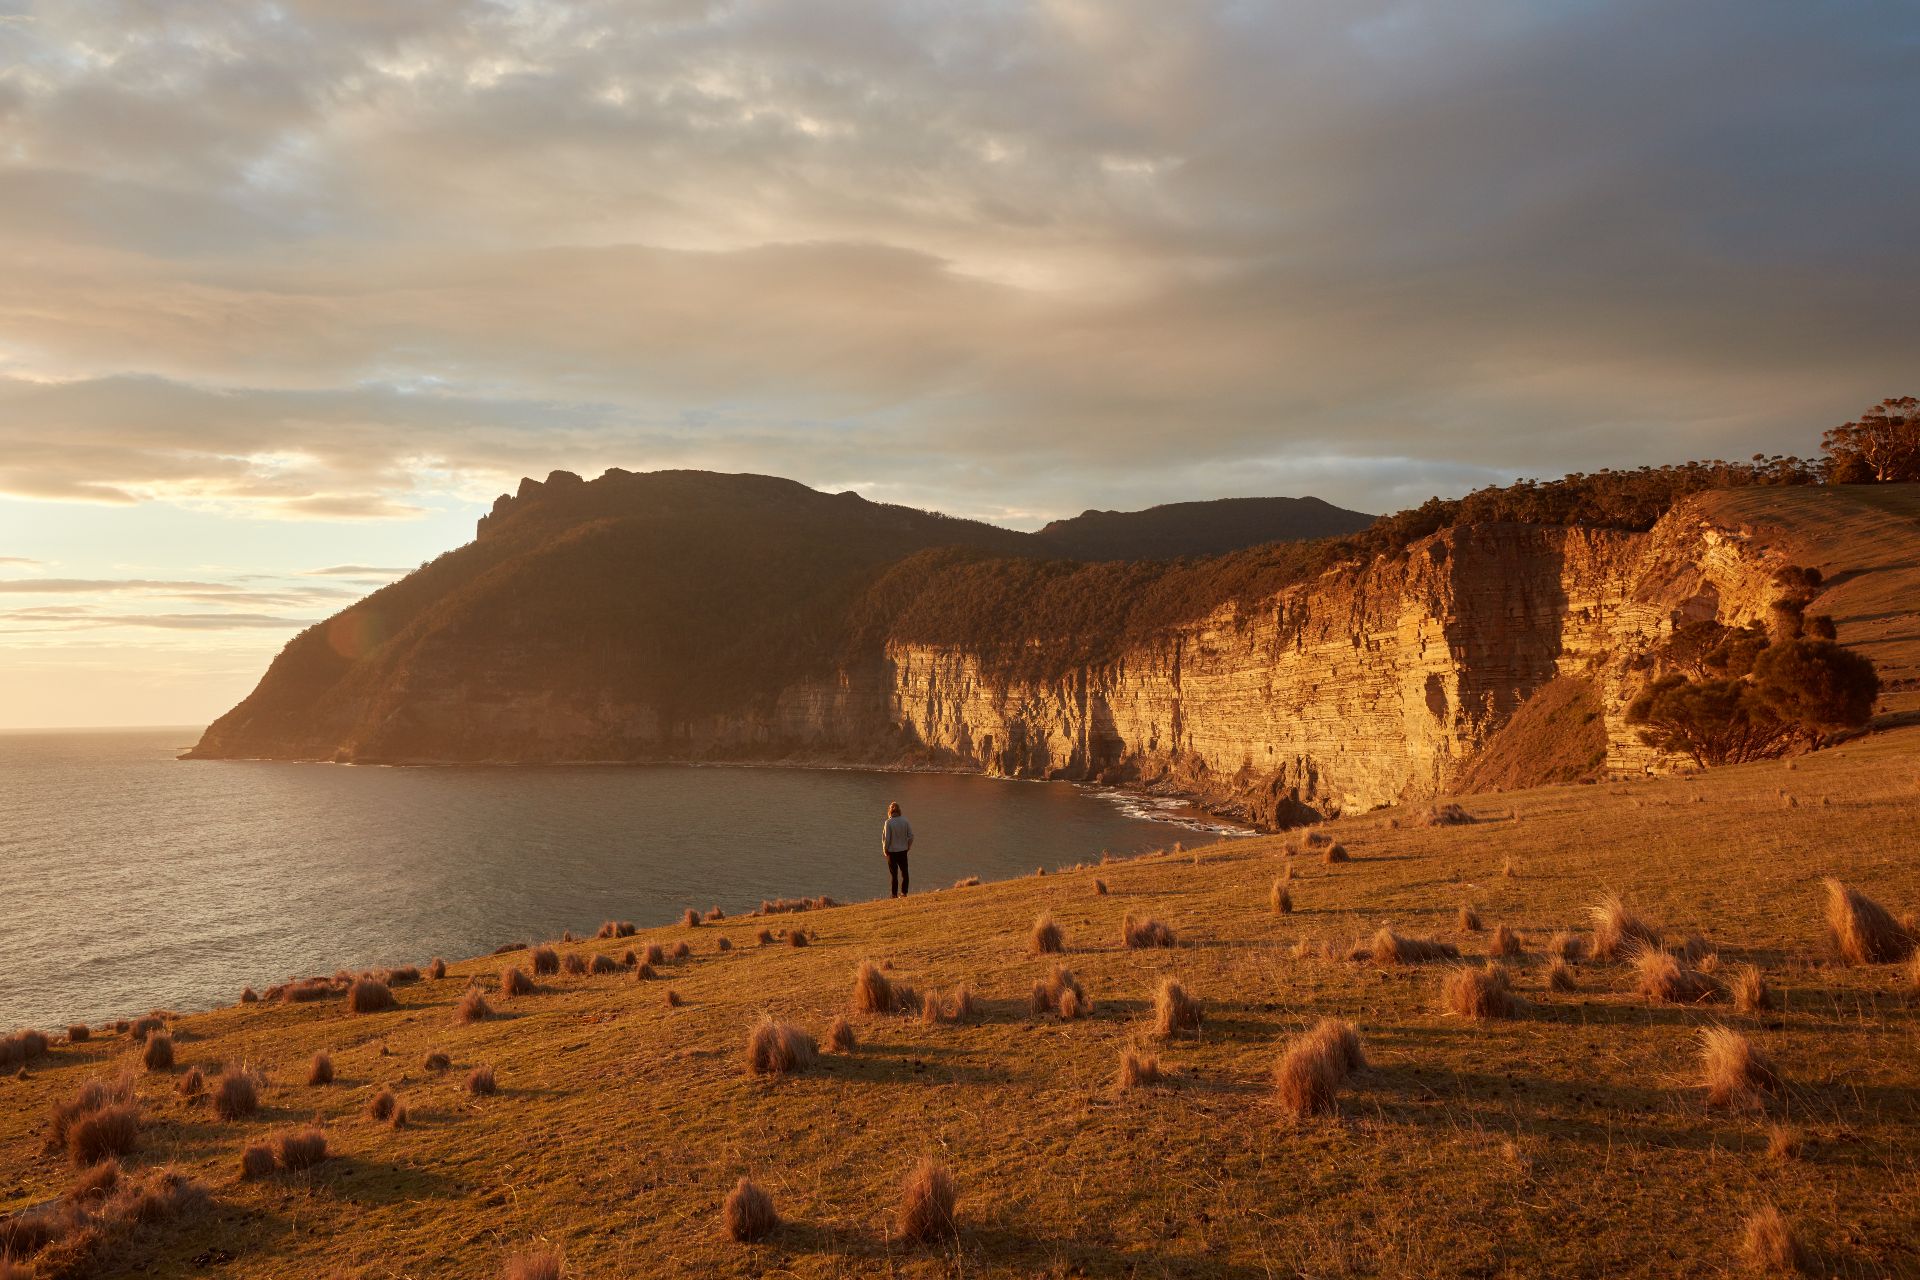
[745,1017,817,1076]
[1589,895,1661,961]
[1822,878,1913,965]
[1701,1027,1782,1108]
[590,954,619,975]
[1371,928,1460,964]
[307,1052,334,1086]
[530,946,559,976]
[1440,965,1517,1020]
[1151,978,1202,1039]
[1733,966,1775,1013]
[1121,914,1176,948]
[1632,949,1721,1004]
[724,1176,779,1242]
[1116,1046,1165,1089]
[456,989,494,1024]
[239,1142,277,1179]
[504,1249,563,1280]
[854,961,896,1013]
[347,978,396,1014]
[1030,913,1065,954]
[425,1051,451,1072]
[1752,637,1880,746]
[897,1158,958,1243]
[562,953,588,976]
[501,965,535,997]
[1272,1019,1364,1119]
[1491,924,1523,958]
[276,1127,329,1171]
[1740,1204,1806,1274]
[468,1065,497,1096]
[366,1089,397,1122]
[67,1024,91,1043]
[1272,880,1293,915]
[241,987,259,1003]
[213,1067,260,1121]
[429,957,447,980]
[827,1016,857,1053]
[1458,905,1482,932]
[142,1033,174,1072]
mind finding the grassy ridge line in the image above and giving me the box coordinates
[4,728,1920,1277]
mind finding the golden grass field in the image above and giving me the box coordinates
[4,721,1919,1279]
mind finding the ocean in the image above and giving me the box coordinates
[0,728,1226,1030]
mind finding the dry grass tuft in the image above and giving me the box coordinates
[1733,965,1776,1013]
[429,957,446,980]
[1421,802,1474,827]
[239,1142,276,1179]
[1822,877,1913,965]
[634,962,657,981]
[1116,1045,1165,1089]
[455,988,493,1024]
[716,937,733,952]
[503,1248,564,1280]
[1322,842,1350,864]
[643,942,666,965]
[745,1017,818,1076]
[952,876,982,889]
[1121,914,1177,948]
[1030,964,1088,1018]
[756,929,775,946]
[1272,1018,1365,1119]
[1029,913,1065,954]
[1547,931,1589,963]
[467,1065,496,1096]
[142,1033,174,1072]
[1151,977,1202,1039]
[1271,879,1293,914]
[786,931,809,949]
[66,1023,90,1043]
[213,1066,260,1120]
[1701,1026,1782,1108]
[1458,905,1482,931]
[724,1177,779,1242]
[664,989,684,1008]
[1094,878,1109,895]
[530,946,559,975]
[1632,948,1721,1004]
[1440,965,1517,1020]
[307,1052,334,1086]
[1371,927,1461,963]
[589,953,619,975]
[276,1127,329,1170]
[920,984,976,1025]
[500,965,535,997]
[853,960,897,1013]
[176,1066,204,1100]
[424,1051,450,1072]
[366,1088,397,1122]
[683,908,702,928]
[390,1099,410,1129]
[1740,1204,1807,1275]
[827,1016,856,1053]
[1766,1125,1804,1161]
[129,1015,165,1043]
[1589,894,1661,961]
[1547,959,1577,992]
[1491,924,1523,957]
[896,1158,958,1243]
[347,978,396,1014]
[673,940,693,959]
[562,952,588,976]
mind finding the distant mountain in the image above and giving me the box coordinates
[187,469,1365,764]
[1034,496,1374,560]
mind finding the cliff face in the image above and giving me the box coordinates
[191,471,1829,828]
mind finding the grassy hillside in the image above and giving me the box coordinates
[7,727,1920,1277]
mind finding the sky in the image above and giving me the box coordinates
[1,1,1916,729]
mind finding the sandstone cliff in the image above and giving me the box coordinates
[192,471,1895,829]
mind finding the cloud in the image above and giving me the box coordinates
[0,0,1913,525]
[0,609,314,632]
[305,565,410,576]
[0,556,41,567]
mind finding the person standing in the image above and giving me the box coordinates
[881,801,914,898]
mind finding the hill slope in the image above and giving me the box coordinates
[8,724,1920,1277]
[1033,494,1373,559]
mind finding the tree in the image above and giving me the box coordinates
[1625,674,1795,767]
[1751,639,1880,746]
[1822,397,1920,483]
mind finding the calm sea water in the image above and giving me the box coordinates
[0,729,1219,1030]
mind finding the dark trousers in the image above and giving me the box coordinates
[886,850,910,897]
